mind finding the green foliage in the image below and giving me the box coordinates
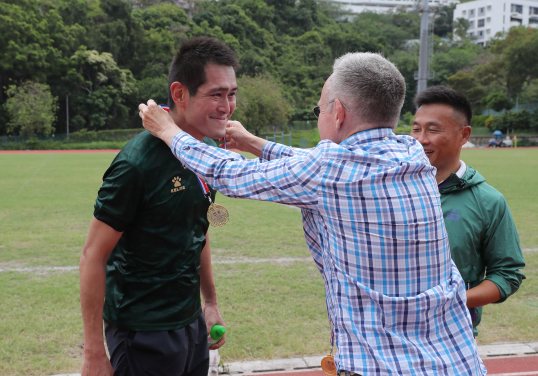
[453,18,470,40]
[517,137,537,146]
[3,0,537,135]
[5,81,58,137]
[67,47,137,130]
[482,92,514,112]
[233,75,293,136]
[433,4,456,38]
[471,115,489,128]
[401,111,414,125]
[490,110,532,132]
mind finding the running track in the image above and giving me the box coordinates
[245,356,538,376]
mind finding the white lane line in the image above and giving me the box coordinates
[0,266,79,273]
[11,156,52,198]
[523,248,538,253]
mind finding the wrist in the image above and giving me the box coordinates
[203,298,219,307]
[161,126,181,147]
[84,344,107,357]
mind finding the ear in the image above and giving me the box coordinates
[170,82,189,110]
[334,99,346,130]
[461,125,472,146]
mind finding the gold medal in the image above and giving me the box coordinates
[321,355,337,375]
[207,203,229,227]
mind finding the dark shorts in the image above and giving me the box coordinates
[105,314,209,376]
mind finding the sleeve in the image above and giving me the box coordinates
[93,157,146,232]
[171,132,322,210]
[262,141,312,161]
[481,193,526,302]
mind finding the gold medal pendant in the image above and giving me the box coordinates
[321,355,337,375]
[207,203,229,227]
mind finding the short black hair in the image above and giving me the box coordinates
[413,86,473,126]
[168,36,241,109]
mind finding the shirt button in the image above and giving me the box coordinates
[384,137,389,141]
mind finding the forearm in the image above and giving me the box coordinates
[466,280,501,308]
[200,234,218,306]
[79,217,122,358]
[79,250,108,355]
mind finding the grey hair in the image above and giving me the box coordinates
[328,52,406,128]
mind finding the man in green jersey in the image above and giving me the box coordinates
[79,37,240,375]
[410,85,526,337]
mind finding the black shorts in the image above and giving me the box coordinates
[105,314,209,376]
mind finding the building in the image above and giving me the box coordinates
[325,0,459,15]
[453,0,538,45]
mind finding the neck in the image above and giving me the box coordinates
[170,110,205,141]
[436,159,461,185]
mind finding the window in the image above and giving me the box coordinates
[486,29,491,34]
[469,32,475,36]
[469,9,475,17]
[511,17,523,24]
[530,6,538,15]
[462,10,467,15]
[511,4,523,13]
[487,5,492,11]
[487,17,491,23]
[530,17,538,24]
[478,19,485,27]
[469,20,475,29]
[478,30,484,37]
[479,7,485,16]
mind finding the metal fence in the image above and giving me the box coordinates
[482,102,538,116]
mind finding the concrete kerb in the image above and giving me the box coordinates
[50,342,538,376]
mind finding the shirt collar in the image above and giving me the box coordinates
[339,127,395,148]
[456,160,467,179]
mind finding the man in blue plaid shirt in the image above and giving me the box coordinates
[140,52,486,376]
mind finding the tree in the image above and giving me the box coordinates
[433,4,456,38]
[67,47,137,130]
[482,92,514,112]
[233,76,293,136]
[452,18,470,40]
[489,110,531,132]
[5,81,57,137]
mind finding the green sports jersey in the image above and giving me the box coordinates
[94,130,216,332]
[439,165,525,337]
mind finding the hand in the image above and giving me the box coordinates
[203,302,226,350]
[81,351,114,376]
[220,121,254,152]
[138,100,181,146]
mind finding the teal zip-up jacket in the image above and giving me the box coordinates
[440,165,526,337]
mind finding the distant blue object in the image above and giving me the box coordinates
[493,130,502,140]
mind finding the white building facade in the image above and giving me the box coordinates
[453,0,538,45]
[326,0,459,15]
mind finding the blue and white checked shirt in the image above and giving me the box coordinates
[171,128,486,376]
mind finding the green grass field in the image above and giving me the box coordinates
[0,148,537,375]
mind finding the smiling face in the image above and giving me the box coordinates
[180,63,238,140]
[411,103,471,180]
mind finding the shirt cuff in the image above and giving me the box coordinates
[485,274,511,303]
[170,131,193,163]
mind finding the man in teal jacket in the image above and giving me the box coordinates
[410,85,526,337]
